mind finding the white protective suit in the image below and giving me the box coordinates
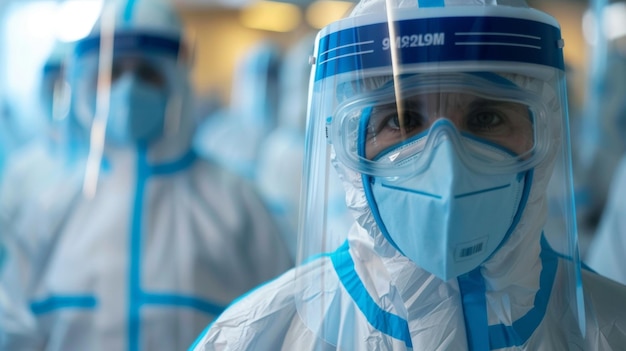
[0,1,293,350]
[191,0,626,350]
[0,40,73,233]
[586,155,626,285]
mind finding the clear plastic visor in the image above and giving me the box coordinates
[329,73,551,176]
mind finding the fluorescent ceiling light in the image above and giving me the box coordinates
[54,0,103,42]
[305,1,354,29]
[583,2,626,45]
[240,1,302,33]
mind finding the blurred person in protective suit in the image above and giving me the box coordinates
[0,38,74,351]
[194,40,282,181]
[0,40,73,229]
[581,0,626,283]
[0,0,293,350]
[586,152,626,285]
[190,0,626,350]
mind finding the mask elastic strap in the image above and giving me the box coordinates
[358,106,406,254]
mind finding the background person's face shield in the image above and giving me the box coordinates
[295,1,587,348]
[71,33,189,141]
[72,53,180,143]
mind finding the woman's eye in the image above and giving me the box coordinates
[467,112,503,131]
[386,110,424,133]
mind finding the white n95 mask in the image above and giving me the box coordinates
[106,75,167,144]
[365,119,532,281]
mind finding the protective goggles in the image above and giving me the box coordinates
[327,73,553,177]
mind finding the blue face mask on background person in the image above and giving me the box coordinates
[106,74,167,144]
[366,119,531,281]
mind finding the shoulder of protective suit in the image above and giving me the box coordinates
[582,268,626,301]
[581,269,626,348]
[191,267,299,350]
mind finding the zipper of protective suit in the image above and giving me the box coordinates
[127,145,226,351]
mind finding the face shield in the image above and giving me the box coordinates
[296,0,586,348]
[71,37,188,143]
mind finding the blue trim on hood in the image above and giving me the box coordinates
[357,106,405,254]
[332,235,560,349]
[458,268,489,351]
[331,241,413,348]
[487,235,558,348]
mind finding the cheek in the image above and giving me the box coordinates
[504,120,534,155]
[507,134,534,156]
[366,140,382,160]
[365,132,402,159]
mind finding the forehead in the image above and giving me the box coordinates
[112,52,157,65]
[402,92,483,105]
[378,92,526,112]
[113,51,145,60]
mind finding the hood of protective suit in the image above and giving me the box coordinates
[66,0,195,164]
[330,65,563,326]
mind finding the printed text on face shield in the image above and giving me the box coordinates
[382,33,445,50]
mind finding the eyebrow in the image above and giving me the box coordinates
[371,95,524,121]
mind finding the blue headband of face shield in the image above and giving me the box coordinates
[74,31,183,60]
[313,12,565,83]
[328,72,550,177]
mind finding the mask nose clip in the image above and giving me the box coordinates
[422,118,465,153]
[427,118,462,139]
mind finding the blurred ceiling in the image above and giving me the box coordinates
[175,0,588,8]
[175,0,251,8]
[176,0,357,9]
